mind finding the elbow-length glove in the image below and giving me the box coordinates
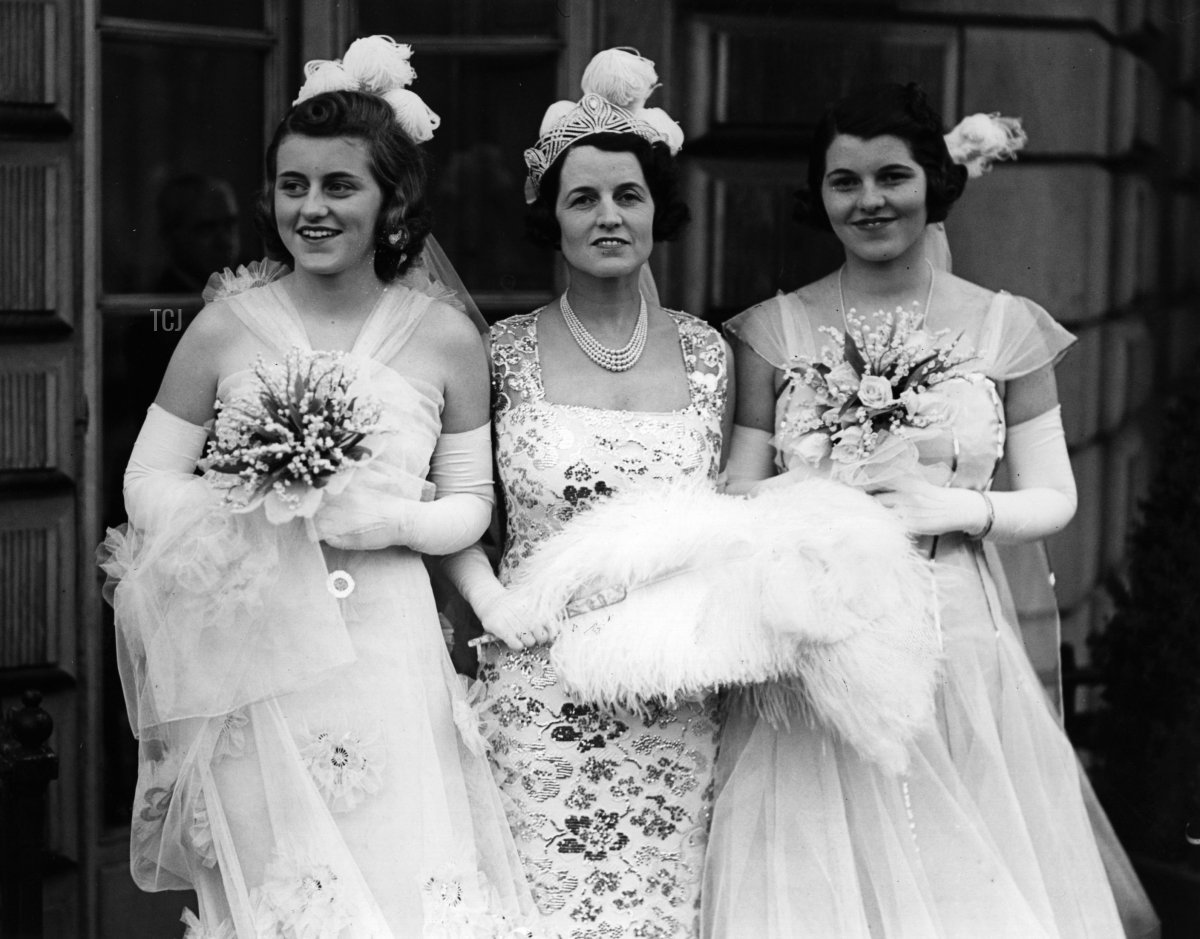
[873,406,1077,543]
[123,404,210,531]
[314,424,495,555]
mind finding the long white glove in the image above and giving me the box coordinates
[874,406,1076,544]
[315,424,494,555]
[123,404,210,531]
[986,404,1077,542]
[441,543,555,651]
[721,425,776,494]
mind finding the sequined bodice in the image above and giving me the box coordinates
[489,308,727,580]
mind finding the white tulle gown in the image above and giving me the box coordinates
[704,271,1159,939]
[100,280,535,938]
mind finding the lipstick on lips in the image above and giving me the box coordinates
[297,225,339,242]
[591,236,630,248]
[851,216,896,231]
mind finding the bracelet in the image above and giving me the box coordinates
[969,491,995,540]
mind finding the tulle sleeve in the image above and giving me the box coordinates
[980,293,1076,380]
[724,294,813,370]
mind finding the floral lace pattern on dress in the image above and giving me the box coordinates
[489,308,726,578]
[482,307,727,938]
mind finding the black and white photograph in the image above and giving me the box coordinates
[0,1,1196,936]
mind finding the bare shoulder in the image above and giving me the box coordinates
[413,299,487,361]
[184,299,241,349]
[154,300,243,422]
[163,299,251,380]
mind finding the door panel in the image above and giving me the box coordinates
[0,0,83,932]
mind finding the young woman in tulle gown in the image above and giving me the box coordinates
[99,38,535,938]
[705,83,1158,938]
[444,49,732,938]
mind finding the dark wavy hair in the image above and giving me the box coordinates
[254,90,431,281]
[799,83,967,231]
[526,132,690,249]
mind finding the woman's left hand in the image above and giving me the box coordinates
[313,483,408,550]
[872,477,988,537]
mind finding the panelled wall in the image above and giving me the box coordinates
[598,0,1200,720]
[0,0,84,933]
[934,1,1200,714]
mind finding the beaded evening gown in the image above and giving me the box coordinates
[704,272,1158,939]
[100,279,534,938]
[478,307,728,938]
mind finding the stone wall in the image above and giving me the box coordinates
[600,0,1200,720]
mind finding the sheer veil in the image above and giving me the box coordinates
[402,235,489,332]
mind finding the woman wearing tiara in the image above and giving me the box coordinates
[444,48,731,938]
[99,38,534,938]
[704,82,1157,938]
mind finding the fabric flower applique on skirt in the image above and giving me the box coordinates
[299,726,386,813]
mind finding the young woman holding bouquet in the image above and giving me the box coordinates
[99,38,535,938]
[443,49,732,938]
[704,84,1158,938]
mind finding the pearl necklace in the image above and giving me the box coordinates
[838,258,936,327]
[559,290,648,372]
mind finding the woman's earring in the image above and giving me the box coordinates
[387,224,409,249]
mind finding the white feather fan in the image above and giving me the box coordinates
[505,476,940,775]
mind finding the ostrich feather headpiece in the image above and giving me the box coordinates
[292,35,441,143]
[523,47,684,203]
[944,112,1027,178]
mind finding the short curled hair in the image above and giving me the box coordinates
[799,83,967,231]
[526,133,690,249]
[254,90,432,281]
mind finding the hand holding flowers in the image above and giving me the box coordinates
[872,475,991,537]
[310,475,433,550]
[776,304,973,491]
[200,348,388,526]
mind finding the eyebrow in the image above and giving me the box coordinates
[276,169,365,181]
[825,162,915,177]
[563,180,647,196]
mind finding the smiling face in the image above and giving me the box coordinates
[554,145,655,285]
[273,134,385,279]
[822,133,928,266]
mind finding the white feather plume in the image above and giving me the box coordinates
[581,47,660,111]
[291,37,436,141]
[341,35,416,92]
[382,88,440,143]
[944,112,1027,178]
[538,100,577,137]
[638,107,685,154]
[293,60,353,105]
[505,477,940,774]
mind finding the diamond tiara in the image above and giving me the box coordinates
[523,94,671,203]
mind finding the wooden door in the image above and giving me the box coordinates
[82,1,300,934]
[0,0,86,933]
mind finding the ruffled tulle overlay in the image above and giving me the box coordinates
[478,309,727,938]
[99,282,536,938]
[707,275,1158,938]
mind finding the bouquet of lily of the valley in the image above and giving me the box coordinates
[777,305,974,490]
[201,347,386,524]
